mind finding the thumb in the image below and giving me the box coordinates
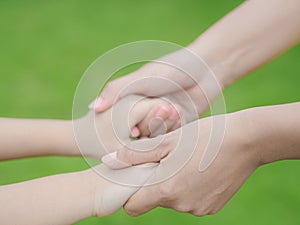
[101,136,171,169]
[124,184,160,216]
[89,73,139,112]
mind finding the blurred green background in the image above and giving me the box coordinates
[0,0,299,224]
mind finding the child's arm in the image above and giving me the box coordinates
[0,95,170,160]
[0,169,95,225]
[0,163,157,224]
[0,118,78,160]
[0,95,165,224]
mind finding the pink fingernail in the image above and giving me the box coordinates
[131,127,140,137]
[155,106,169,118]
[101,152,131,169]
[88,97,103,110]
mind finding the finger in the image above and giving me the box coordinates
[101,136,172,169]
[127,97,170,134]
[166,106,181,132]
[149,116,176,137]
[89,73,139,112]
[138,104,170,137]
[124,185,160,216]
[169,120,181,131]
[150,105,181,136]
[130,126,140,138]
[136,105,161,137]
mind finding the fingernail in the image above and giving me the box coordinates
[88,97,103,110]
[168,107,179,120]
[155,105,169,118]
[101,152,131,169]
[131,127,140,138]
[88,100,96,110]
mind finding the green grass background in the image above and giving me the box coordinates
[0,0,299,224]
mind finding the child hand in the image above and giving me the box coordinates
[130,103,181,138]
[75,95,183,159]
[89,162,158,217]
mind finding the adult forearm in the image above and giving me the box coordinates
[0,118,78,160]
[189,0,300,87]
[241,102,300,165]
[0,170,95,225]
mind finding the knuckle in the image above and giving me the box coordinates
[208,205,223,215]
[104,81,117,93]
[157,183,175,202]
[193,212,204,217]
[124,208,140,217]
[173,203,191,213]
[208,208,219,215]
[153,149,164,162]
[124,205,140,217]
[191,206,210,217]
[191,210,207,217]
[105,81,114,89]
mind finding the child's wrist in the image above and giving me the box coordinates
[51,120,80,156]
[68,169,97,218]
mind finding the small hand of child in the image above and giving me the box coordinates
[89,162,158,217]
[76,95,183,159]
[130,103,182,138]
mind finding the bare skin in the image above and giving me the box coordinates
[2,0,300,222]
[95,0,300,216]
[91,0,300,137]
[103,102,300,216]
[0,96,163,225]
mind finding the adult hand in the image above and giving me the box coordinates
[101,110,259,216]
[89,48,223,137]
[102,102,300,216]
[90,0,300,138]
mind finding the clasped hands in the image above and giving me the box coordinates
[83,90,258,217]
[84,53,300,217]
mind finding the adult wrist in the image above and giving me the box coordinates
[225,110,263,169]
[235,105,298,166]
[187,39,236,90]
